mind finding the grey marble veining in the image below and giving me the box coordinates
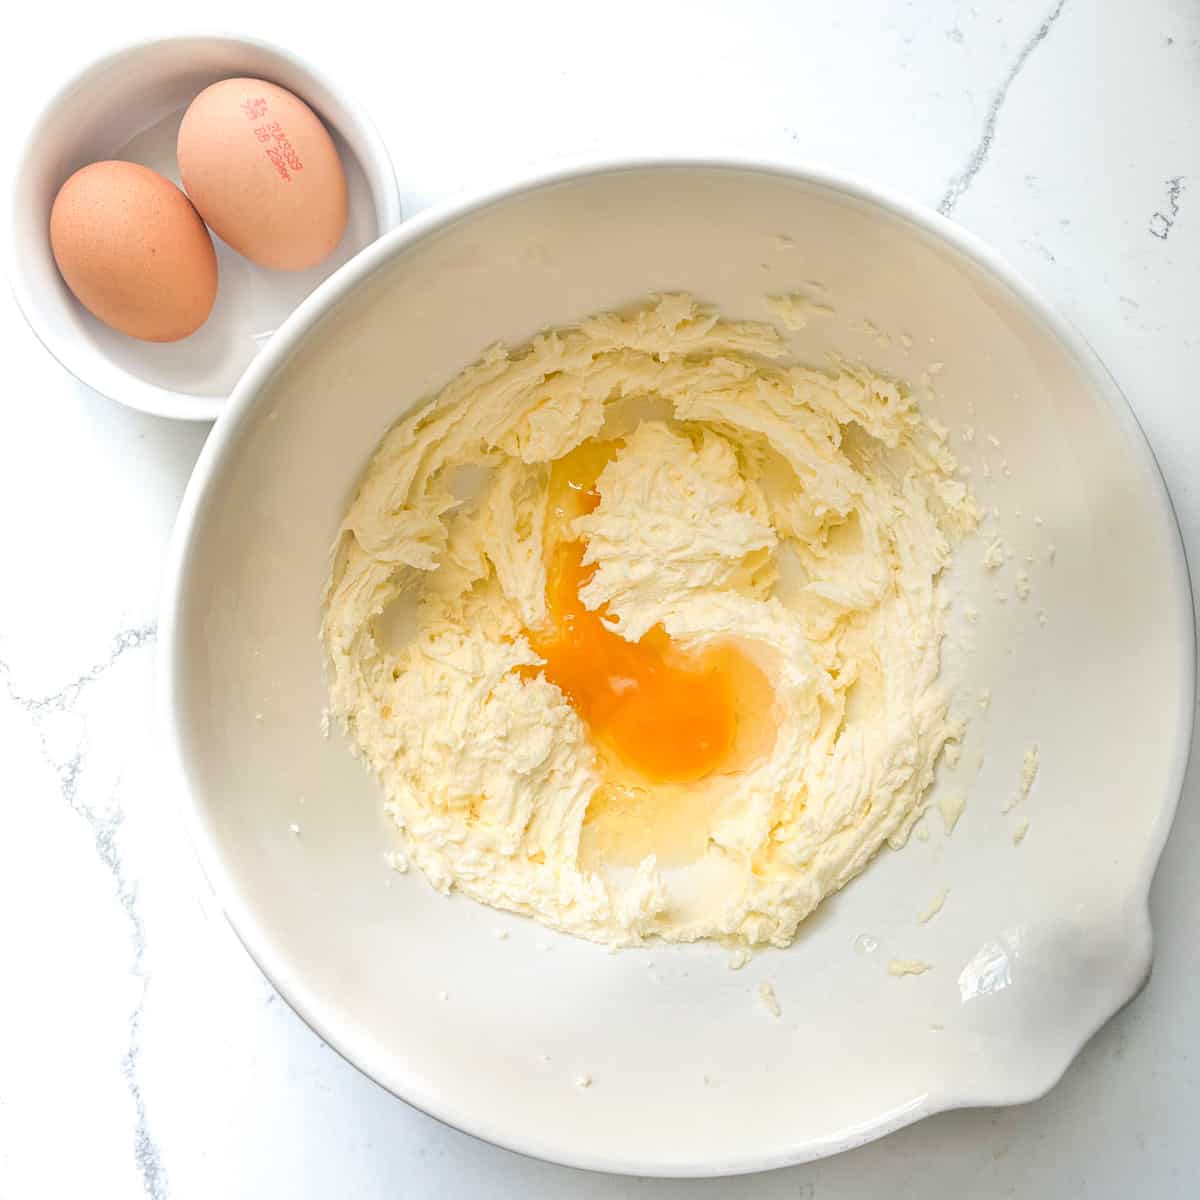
[1149,177,1186,240]
[939,0,1069,215]
[2,627,166,1197]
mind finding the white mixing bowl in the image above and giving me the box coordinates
[161,159,1193,1176]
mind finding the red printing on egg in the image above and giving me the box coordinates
[240,96,304,182]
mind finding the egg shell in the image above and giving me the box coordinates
[177,78,349,271]
[49,161,218,343]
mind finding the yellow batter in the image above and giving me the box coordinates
[322,295,978,947]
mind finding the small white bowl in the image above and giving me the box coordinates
[160,158,1194,1175]
[7,34,402,421]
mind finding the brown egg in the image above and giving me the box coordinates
[177,78,349,271]
[50,161,218,342]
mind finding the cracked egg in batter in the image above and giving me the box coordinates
[321,295,978,947]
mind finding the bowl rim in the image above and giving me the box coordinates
[6,30,403,422]
[158,154,1196,1176]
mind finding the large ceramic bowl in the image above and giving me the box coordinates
[160,159,1194,1176]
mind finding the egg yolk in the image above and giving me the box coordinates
[525,439,770,785]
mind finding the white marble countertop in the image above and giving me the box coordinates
[2,2,1197,1196]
